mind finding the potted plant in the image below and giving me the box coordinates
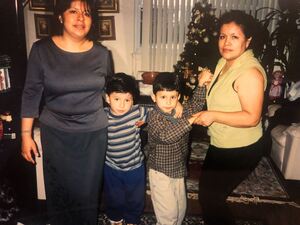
[257,1,300,81]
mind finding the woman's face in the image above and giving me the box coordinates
[61,0,92,40]
[218,22,251,64]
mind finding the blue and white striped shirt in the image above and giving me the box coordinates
[105,104,151,171]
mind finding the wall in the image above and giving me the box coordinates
[23,0,138,76]
[100,1,137,75]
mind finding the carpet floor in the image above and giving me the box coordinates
[98,213,265,225]
[183,141,290,204]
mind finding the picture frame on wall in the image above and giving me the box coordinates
[96,0,119,13]
[34,14,52,39]
[0,68,11,92]
[98,16,116,41]
[29,0,55,11]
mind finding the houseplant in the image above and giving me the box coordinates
[257,1,300,81]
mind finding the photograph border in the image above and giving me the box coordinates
[29,0,55,11]
[34,14,52,39]
[96,0,119,13]
[98,16,116,41]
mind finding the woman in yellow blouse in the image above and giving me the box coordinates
[195,10,267,225]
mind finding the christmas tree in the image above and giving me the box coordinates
[174,0,220,97]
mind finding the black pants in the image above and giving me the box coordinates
[198,138,263,225]
[41,123,107,225]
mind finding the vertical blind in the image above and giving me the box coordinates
[141,0,279,72]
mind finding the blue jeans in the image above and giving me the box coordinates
[103,164,145,224]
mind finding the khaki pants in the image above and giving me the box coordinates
[149,169,186,225]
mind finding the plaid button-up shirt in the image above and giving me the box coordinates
[147,86,206,178]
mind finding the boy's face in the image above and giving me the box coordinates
[106,92,134,116]
[151,90,180,114]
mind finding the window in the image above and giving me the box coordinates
[136,0,279,72]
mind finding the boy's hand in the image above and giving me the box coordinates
[174,102,183,118]
[198,68,213,87]
[135,120,145,127]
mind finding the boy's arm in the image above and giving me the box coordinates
[183,86,206,117]
[184,68,213,116]
[135,104,154,127]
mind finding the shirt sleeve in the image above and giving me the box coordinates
[21,43,44,118]
[140,105,154,122]
[105,50,114,81]
[183,86,206,117]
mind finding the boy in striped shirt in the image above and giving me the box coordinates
[103,73,151,225]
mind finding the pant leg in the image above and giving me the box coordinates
[41,124,107,225]
[198,139,263,225]
[103,164,125,222]
[174,179,186,225]
[149,169,186,225]
[123,164,146,224]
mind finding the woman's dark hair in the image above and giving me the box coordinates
[152,72,181,95]
[51,0,98,41]
[106,73,140,103]
[219,10,267,56]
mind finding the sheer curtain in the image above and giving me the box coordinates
[140,0,279,72]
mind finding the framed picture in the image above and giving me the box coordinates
[0,68,11,92]
[98,16,116,41]
[34,14,52,39]
[96,0,119,13]
[29,0,55,11]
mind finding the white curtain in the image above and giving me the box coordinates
[141,0,279,72]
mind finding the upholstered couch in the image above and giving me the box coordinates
[267,98,300,180]
[271,123,300,180]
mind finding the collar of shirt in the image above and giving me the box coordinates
[154,105,177,124]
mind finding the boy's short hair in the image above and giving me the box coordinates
[106,73,140,103]
[152,72,181,95]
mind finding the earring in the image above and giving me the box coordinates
[59,16,63,24]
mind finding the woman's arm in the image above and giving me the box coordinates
[194,67,265,127]
[21,118,39,164]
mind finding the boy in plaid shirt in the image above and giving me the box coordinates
[147,71,211,225]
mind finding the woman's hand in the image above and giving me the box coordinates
[21,118,38,164]
[198,68,213,87]
[21,135,39,164]
[188,111,202,124]
[193,111,215,127]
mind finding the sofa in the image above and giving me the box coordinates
[271,123,300,180]
[267,97,300,180]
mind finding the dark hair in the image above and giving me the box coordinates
[152,72,181,95]
[219,10,267,56]
[106,73,140,103]
[51,0,98,41]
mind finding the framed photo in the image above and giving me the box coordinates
[29,0,55,11]
[98,16,116,41]
[34,14,52,39]
[0,68,11,92]
[96,0,119,13]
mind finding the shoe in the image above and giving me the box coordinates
[109,219,124,225]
